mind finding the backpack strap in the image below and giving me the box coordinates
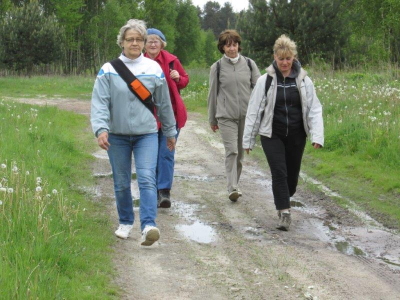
[244,56,254,89]
[110,58,154,114]
[216,59,221,96]
[265,74,272,97]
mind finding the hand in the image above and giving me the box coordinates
[170,70,180,82]
[210,124,219,132]
[167,137,176,151]
[313,143,322,149]
[245,149,251,154]
[98,131,110,150]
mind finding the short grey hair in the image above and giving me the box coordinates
[117,19,147,48]
[147,34,167,49]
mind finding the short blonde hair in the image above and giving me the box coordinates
[273,34,297,58]
[117,19,147,48]
[147,34,167,49]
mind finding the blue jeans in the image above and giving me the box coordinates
[107,133,158,231]
[156,128,180,190]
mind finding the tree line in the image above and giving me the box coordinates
[0,0,399,75]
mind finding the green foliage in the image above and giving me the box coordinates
[201,1,237,38]
[144,0,178,52]
[0,100,117,298]
[0,1,63,74]
[174,0,202,65]
[239,0,348,67]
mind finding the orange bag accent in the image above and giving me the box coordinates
[131,79,151,101]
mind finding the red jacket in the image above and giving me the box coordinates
[145,50,189,129]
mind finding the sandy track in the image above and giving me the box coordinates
[11,98,400,299]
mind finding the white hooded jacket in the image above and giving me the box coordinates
[243,64,324,149]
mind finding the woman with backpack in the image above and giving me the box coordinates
[144,28,189,209]
[243,34,324,231]
[207,29,261,202]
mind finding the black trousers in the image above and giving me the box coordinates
[260,132,306,210]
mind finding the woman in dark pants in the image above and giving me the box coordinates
[243,34,324,230]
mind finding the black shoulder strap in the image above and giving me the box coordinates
[265,75,272,97]
[169,61,174,70]
[244,57,254,89]
[245,56,253,72]
[110,58,154,114]
[216,59,221,96]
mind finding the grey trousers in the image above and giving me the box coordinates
[218,118,245,193]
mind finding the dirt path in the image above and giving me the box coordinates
[11,98,400,299]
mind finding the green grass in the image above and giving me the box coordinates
[0,76,95,100]
[0,100,117,299]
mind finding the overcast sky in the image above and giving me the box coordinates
[191,0,250,12]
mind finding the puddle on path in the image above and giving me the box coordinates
[334,241,365,256]
[290,200,305,208]
[173,201,217,244]
[92,151,108,160]
[176,221,217,244]
[174,174,223,182]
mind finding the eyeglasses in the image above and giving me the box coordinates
[125,38,144,44]
[146,40,160,45]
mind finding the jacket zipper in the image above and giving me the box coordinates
[284,77,289,136]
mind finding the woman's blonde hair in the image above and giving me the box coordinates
[273,34,297,58]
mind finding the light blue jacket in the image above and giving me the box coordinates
[91,54,177,138]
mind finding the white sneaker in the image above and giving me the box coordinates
[115,224,133,239]
[140,225,160,246]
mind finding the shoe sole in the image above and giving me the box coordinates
[159,199,171,208]
[276,225,289,231]
[229,191,240,202]
[115,232,130,239]
[141,228,160,246]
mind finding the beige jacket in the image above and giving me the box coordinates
[207,55,261,125]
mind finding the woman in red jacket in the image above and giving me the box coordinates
[144,28,189,208]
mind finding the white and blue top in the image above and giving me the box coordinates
[91,53,177,138]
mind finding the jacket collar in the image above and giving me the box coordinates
[266,59,307,81]
[119,53,144,63]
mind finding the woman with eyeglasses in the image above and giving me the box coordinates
[207,29,261,202]
[243,35,324,231]
[144,28,189,209]
[91,19,177,245]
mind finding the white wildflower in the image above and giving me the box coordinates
[36,186,42,192]
[0,200,2,205]
[1,164,6,169]
[7,188,13,193]
[0,187,6,192]
[52,189,58,195]
[26,171,30,176]
[12,166,18,173]
[36,177,42,184]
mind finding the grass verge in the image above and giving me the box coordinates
[0,99,117,299]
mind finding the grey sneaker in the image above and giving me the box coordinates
[229,189,240,202]
[158,190,171,208]
[141,225,160,246]
[277,211,291,231]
